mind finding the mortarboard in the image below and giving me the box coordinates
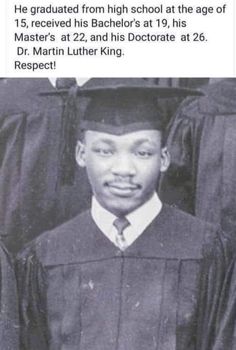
[76,78,202,134]
[56,78,203,184]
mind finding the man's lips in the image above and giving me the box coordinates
[105,182,141,196]
[106,182,140,189]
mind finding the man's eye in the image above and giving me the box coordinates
[94,148,113,156]
[136,150,153,158]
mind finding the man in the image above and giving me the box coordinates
[0,77,205,254]
[17,78,236,350]
[160,79,236,238]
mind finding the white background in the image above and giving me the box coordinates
[0,0,235,77]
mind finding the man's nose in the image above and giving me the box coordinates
[111,154,136,177]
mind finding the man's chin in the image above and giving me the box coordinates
[103,197,141,217]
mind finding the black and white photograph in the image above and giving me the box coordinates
[1,78,236,349]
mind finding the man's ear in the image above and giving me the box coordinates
[75,141,86,168]
[160,147,170,173]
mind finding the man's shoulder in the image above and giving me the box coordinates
[17,210,93,264]
[160,204,228,256]
[0,78,54,114]
[40,209,91,238]
[162,203,214,228]
[178,79,236,121]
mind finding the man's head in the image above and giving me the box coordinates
[73,78,201,215]
[76,129,169,217]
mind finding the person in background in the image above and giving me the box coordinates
[0,78,91,254]
[160,78,236,240]
[17,78,236,350]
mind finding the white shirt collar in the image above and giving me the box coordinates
[91,193,162,250]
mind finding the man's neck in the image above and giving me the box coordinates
[91,193,162,249]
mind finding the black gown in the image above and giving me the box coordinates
[0,241,19,349]
[16,205,236,350]
[160,79,236,239]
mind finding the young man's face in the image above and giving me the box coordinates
[76,129,169,217]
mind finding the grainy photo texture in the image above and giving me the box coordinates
[1,78,236,349]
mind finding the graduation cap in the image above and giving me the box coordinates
[59,78,203,185]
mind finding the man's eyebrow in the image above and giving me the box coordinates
[91,139,115,146]
[133,138,158,146]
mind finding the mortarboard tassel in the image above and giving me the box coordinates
[57,84,79,186]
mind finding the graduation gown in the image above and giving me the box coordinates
[17,205,235,350]
[0,241,19,349]
[0,78,91,253]
[160,79,236,238]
